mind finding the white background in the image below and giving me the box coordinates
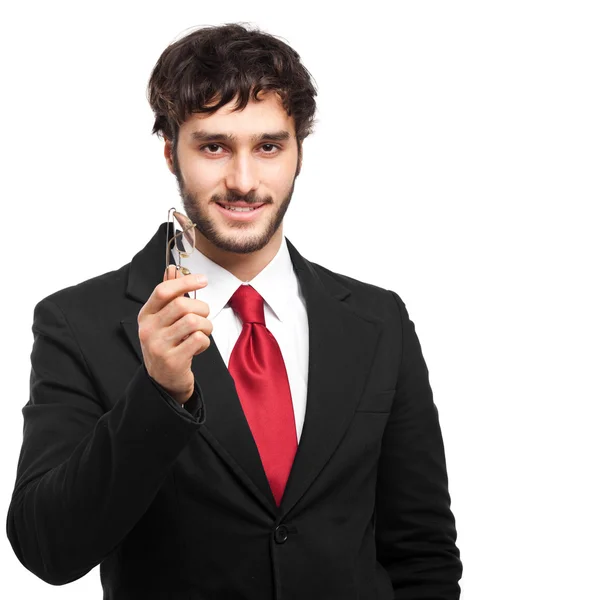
[1,1,598,598]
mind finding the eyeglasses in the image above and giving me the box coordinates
[166,207,197,299]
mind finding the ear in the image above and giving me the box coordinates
[164,138,175,174]
[296,143,303,177]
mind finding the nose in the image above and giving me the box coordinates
[225,152,259,196]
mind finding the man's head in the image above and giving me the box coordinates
[147,23,318,256]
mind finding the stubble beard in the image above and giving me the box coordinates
[172,149,297,255]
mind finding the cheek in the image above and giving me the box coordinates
[181,165,218,194]
[268,159,297,185]
[179,152,216,187]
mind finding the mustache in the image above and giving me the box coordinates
[213,193,271,205]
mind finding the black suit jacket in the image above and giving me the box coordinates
[6,222,462,599]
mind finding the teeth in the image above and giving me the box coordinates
[222,205,257,212]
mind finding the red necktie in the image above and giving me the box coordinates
[227,284,298,507]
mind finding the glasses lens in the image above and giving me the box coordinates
[173,211,196,256]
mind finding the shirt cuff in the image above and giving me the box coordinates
[145,368,206,424]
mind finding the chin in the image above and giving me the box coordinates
[214,235,273,255]
[208,222,276,254]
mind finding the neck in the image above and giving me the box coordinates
[194,229,283,282]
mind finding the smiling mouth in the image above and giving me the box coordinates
[216,202,266,212]
[214,202,269,222]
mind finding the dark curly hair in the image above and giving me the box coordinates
[147,22,318,154]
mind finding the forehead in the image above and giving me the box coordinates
[180,91,295,141]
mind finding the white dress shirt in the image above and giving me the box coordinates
[172,235,309,443]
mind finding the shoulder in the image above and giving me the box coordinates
[308,259,406,323]
[35,261,136,323]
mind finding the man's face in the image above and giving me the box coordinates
[166,91,302,256]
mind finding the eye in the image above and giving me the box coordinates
[199,143,281,155]
[201,144,224,154]
[261,144,279,154]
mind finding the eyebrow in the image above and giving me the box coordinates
[189,129,291,144]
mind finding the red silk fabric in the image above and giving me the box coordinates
[227,284,298,506]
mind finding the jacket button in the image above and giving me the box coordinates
[274,525,288,544]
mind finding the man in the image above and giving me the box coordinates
[6,22,462,599]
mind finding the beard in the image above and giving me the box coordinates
[172,149,298,255]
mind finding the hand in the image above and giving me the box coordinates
[137,266,212,404]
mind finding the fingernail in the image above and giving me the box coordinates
[196,275,207,285]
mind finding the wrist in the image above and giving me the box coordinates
[173,388,195,405]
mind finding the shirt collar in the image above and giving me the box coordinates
[174,235,297,322]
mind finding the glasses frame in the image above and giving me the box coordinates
[166,207,198,299]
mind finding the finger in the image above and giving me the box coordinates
[163,265,177,283]
[154,295,211,330]
[163,265,188,283]
[162,312,212,347]
[168,328,211,359]
[143,272,208,317]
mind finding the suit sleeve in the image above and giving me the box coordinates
[375,291,462,599]
[6,298,205,585]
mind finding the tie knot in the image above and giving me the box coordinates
[228,284,265,325]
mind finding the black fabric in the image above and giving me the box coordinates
[6,222,462,599]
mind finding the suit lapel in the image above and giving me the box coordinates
[120,223,383,519]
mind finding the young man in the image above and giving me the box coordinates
[6,23,462,599]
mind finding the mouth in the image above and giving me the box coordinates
[215,202,267,221]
